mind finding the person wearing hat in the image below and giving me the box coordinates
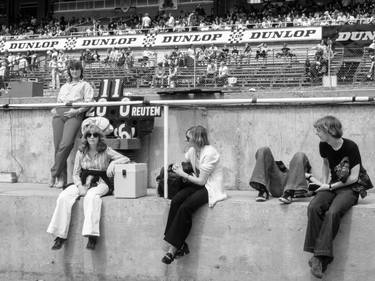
[47,123,130,250]
[50,60,94,189]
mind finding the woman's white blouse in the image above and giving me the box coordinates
[57,80,94,103]
[185,145,227,207]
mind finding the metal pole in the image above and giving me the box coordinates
[163,105,169,199]
[328,44,332,88]
[193,55,196,88]
[2,96,375,110]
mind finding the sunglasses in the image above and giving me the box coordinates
[186,135,191,142]
[85,132,99,138]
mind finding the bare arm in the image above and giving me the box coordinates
[173,164,209,186]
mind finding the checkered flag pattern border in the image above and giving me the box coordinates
[228,28,244,44]
[64,37,77,50]
[143,34,157,48]
[0,39,6,52]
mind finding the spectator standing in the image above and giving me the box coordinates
[49,61,94,189]
[217,61,229,86]
[152,62,167,88]
[49,56,60,89]
[0,61,7,90]
[142,13,152,32]
[367,39,375,80]
[167,64,178,88]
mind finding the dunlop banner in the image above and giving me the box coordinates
[0,27,322,53]
[323,24,375,56]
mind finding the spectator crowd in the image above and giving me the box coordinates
[1,0,375,40]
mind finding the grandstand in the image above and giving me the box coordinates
[2,1,375,281]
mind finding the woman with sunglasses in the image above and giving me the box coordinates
[47,124,130,250]
[50,60,94,189]
[161,125,227,264]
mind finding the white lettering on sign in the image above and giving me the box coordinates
[1,27,322,52]
[336,31,375,41]
[96,98,107,117]
[119,97,131,117]
[130,106,161,117]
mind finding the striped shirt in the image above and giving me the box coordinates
[73,147,129,186]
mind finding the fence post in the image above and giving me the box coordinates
[328,44,332,88]
[163,105,169,199]
[193,55,196,88]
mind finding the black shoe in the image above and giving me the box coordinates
[175,242,190,259]
[255,188,269,202]
[86,236,97,250]
[51,237,66,250]
[279,190,294,204]
[161,252,175,264]
[251,182,269,202]
[309,256,323,279]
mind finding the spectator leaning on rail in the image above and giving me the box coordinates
[47,122,130,250]
[304,116,372,279]
[50,60,94,189]
[161,125,227,264]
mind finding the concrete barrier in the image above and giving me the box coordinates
[1,95,375,192]
[1,183,375,281]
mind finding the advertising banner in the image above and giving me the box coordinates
[323,24,375,56]
[0,26,322,53]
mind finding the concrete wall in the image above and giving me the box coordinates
[1,96,375,191]
[1,184,375,281]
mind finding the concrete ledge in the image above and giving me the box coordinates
[1,183,375,281]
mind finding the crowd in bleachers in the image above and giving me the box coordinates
[1,0,375,40]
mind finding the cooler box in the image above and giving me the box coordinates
[114,163,147,198]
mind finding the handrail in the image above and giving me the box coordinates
[1,96,374,110]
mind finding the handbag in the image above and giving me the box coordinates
[156,161,195,199]
[334,157,373,198]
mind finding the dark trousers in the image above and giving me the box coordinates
[304,187,358,258]
[249,147,311,197]
[164,185,208,249]
[51,115,83,180]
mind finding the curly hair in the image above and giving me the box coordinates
[79,124,107,153]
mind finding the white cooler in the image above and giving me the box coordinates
[114,163,148,198]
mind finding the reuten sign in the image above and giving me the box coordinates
[130,106,162,117]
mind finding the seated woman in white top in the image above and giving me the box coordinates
[161,125,227,264]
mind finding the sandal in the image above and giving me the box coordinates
[175,242,190,259]
[161,252,175,264]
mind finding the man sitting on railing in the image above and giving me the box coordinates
[241,43,252,64]
[255,43,270,61]
[198,60,217,86]
[276,43,296,60]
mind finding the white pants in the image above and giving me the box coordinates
[47,183,109,239]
